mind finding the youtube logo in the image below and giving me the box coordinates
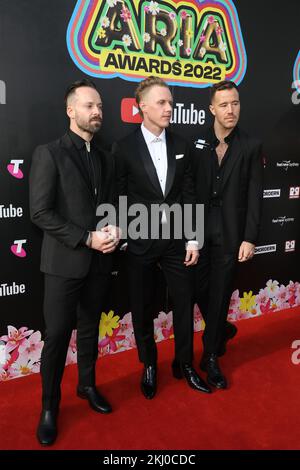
[121,98,143,124]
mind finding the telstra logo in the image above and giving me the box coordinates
[10,240,27,258]
[7,160,24,179]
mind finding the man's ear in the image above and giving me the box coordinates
[209,103,216,117]
[139,100,146,116]
[66,104,74,120]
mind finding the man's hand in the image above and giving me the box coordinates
[238,241,255,262]
[90,229,119,254]
[101,224,122,244]
[184,248,199,266]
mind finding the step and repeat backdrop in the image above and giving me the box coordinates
[0,0,299,379]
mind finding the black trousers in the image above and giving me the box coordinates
[40,256,110,410]
[127,240,194,366]
[194,207,238,355]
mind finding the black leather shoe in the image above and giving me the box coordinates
[141,365,157,399]
[218,322,238,356]
[77,386,112,413]
[172,361,211,394]
[200,353,227,389]
[36,409,58,446]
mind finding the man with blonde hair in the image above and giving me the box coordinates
[113,77,211,399]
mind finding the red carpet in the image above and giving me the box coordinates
[1,307,300,450]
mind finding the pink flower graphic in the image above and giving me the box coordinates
[18,331,44,363]
[1,326,33,353]
[180,11,188,20]
[98,326,126,353]
[120,7,131,22]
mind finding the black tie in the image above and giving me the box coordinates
[85,141,97,198]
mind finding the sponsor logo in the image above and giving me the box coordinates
[121,98,142,123]
[285,240,296,252]
[272,216,295,226]
[170,103,206,125]
[263,189,281,198]
[0,80,6,105]
[10,240,27,258]
[0,282,26,297]
[122,99,206,126]
[289,186,300,199]
[7,160,24,179]
[254,244,277,255]
[276,160,299,171]
[0,204,23,219]
[67,0,247,87]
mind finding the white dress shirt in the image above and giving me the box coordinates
[141,124,198,250]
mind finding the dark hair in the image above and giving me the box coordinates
[135,76,170,117]
[209,80,238,103]
[64,79,98,107]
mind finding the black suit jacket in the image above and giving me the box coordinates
[113,128,196,255]
[29,133,115,278]
[192,127,263,253]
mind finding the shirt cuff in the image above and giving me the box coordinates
[186,240,199,250]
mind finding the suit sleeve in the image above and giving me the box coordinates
[181,142,198,244]
[29,145,87,249]
[244,142,263,244]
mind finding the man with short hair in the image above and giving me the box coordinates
[192,80,263,389]
[113,76,211,399]
[30,79,119,445]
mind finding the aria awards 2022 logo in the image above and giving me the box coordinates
[67,0,247,88]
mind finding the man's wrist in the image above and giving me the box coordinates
[85,231,93,248]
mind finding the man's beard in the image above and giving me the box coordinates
[77,118,102,134]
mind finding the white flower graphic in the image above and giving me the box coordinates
[101,16,110,28]
[107,0,117,7]
[149,1,160,15]
[143,32,151,43]
[219,42,227,52]
[122,34,132,47]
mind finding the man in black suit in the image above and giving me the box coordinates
[113,77,211,399]
[192,80,263,389]
[30,79,120,445]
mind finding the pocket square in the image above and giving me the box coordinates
[175,154,184,159]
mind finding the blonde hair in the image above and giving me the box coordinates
[135,76,170,117]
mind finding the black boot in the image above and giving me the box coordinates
[77,386,112,413]
[200,353,227,389]
[36,409,58,446]
[172,361,211,394]
[141,365,157,399]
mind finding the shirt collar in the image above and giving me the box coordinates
[68,129,93,151]
[209,125,237,147]
[141,123,166,146]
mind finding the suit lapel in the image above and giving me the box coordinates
[93,142,104,204]
[221,132,241,190]
[164,131,176,198]
[60,133,95,204]
[137,128,164,197]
